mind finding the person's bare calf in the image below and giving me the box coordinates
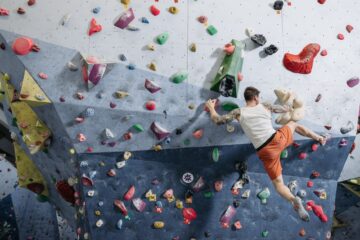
[286,121,327,145]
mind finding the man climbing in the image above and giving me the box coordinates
[205,86,326,221]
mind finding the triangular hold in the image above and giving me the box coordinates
[20,70,51,106]
[81,56,116,90]
[14,142,49,197]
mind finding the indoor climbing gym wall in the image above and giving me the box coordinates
[0,0,359,240]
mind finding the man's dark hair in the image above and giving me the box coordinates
[244,87,260,101]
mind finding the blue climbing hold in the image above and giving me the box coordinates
[92,7,101,14]
[141,17,149,24]
[128,64,136,70]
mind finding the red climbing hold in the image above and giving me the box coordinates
[182,208,197,224]
[299,228,306,237]
[311,144,319,152]
[311,171,320,179]
[293,142,300,148]
[192,129,204,139]
[324,125,332,130]
[114,200,128,216]
[234,220,242,230]
[307,180,313,188]
[88,18,102,36]
[337,34,344,40]
[12,37,34,55]
[224,43,235,55]
[86,147,93,153]
[320,50,327,56]
[318,0,326,4]
[27,183,45,194]
[350,143,356,154]
[346,25,354,33]
[123,132,132,141]
[123,185,135,201]
[81,176,93,187]
[28,0,36,6]
[283,43,320,74]
[298,152,307,160]
[56,180,76,204]
[306,200,328,222]
[150,5,160,16]
[145,100,156,111]
[38,72,48,79]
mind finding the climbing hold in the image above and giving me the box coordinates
[77,133,87,142]
[123,151,132,160]
[116,219,123,229]
[145,100,156,111]
[132,198,146,212]
[119,54,127,61]
[114,200,128,216]
[67,61,78,71]
[121,0,131,5]
[169,6,179,14]
[320,49,327,56]
[221,102,239,111]
[339,138,348,147]
[147,43,155,51]
[207,25,218,35]
[132,124,144,132]
[242,189,251,199]
[0,7,9,16]
[148,62,157,71]
[123,132,132,141]
[318,0,326,4]
[273,1,284,11]
[204,231,211,238]
[12,37,34,55]
[315,94,322,102]
[288,180,298,194]
[190,43,197,52]
[171,71,188,84]
[88,18,102,36]
[163,189,175,202]
[311,143,319,151]
[347,77,359,88]
[182,208,197,224]
[17,8,26,14]
[283,43,320,74]
[298,152,307,160]
[28,0,36,6]
[307,181,313,187]
[306,200,328,222]
[151,122,170,140]
[141,17,149,24]
[299,228,306,237]
[264,44,278,55]
[261,230,269,238]
[81,176,93,187]
[87,190,95,197]
[153,221,165,229]
[115,90,129,99]
[107,169,116,177]
[156,32,169,45]
[198,16,208,24]
[192,129,204,139]
[0,42,5,50]
[150,5,160,16]
[340,121,354,134]
[337,34,344,40]
[102,128,115,140]
[83,107,95,117]
[280,149,288,158]
[61,13,71,26]
[314,189,327,199]
[214,180,223,192]
[346,24,354,33]
[114,8,135,29]
[181,172,194,185]
[224,43,235,55]
[60,96,66,102]
[234,220,242,230]
[176,200,184,209]
[297,189,307,199]
[116,161,126,169]
[251,34,267,46]
[324,125,332,130]
[220,205,236,228]
[38,72,48,80]
[257,188,270,204]
[95,219,104,228]
[212,148,220,162]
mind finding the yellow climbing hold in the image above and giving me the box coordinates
[153,145,162,151]
[168,6,179,14]
[115,90,129,99]
[153,221,165,229]
[149,62,157,71]
[147,44,155,51]
[69,148,76,154]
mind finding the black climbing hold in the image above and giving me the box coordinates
[233,200,240,208]
[264,44,278,55]
[176,128,183,135]
[119,54,127,61]
[251,34,267,46]
[204,231,211,238]
[273,0,284,11]
[0,42,5,50]
[219,77,235,97]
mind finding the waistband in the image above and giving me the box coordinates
[256,132,276,152]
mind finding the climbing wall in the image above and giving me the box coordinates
[0,0,359,239]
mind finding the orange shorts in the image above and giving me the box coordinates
[257,125,293,180]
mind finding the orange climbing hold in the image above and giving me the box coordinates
[283,43,320,74]
[193,129,204,139]
[88,18,102,36]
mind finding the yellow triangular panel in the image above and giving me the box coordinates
[14,142,49,197]
[20,70,51,106]
[1,78,51,154]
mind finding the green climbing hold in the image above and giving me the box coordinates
[280,149,288,158]
[132,124,144,132]
[203,190,213,198]
[156,32,169,45]
[212,148,220,162]
[36,194,49,202]
[207,25,218,35]
[257,187,270,204]
[183,138,191,146]
[261,230,269,238]
[221,102,239,111]
[171,71,188,84]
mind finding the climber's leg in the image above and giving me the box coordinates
[286,121,326,145]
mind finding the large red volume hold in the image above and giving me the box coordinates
[283,43,320,74]
[56,180,76,204]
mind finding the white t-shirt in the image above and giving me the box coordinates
[239,104,276,149]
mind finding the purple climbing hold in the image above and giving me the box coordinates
[144,79,161,93]
[88,64,106,87]
[151,122,170,140]
[114,8,135,29]
[347,77,359,88]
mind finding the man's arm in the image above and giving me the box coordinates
[206,99,241,125]
[262,102,290,113]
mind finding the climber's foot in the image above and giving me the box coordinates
[293,197,310,222]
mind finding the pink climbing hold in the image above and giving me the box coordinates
[198,16,208,24]
[311,144,319,152]
[38,72,48,79]
[320,49,327,56]
[88,18,102,36]
[0,7,9,16]
[307,180,313,188]
[150,5,160,16]
[123,185,135,201]
[337,33,344,40]
[114,8,135,29]
[224,43,235,55]
[299,152,307,160]
[346,25,354,33]
[237,72,244,81]
[306,200,328,222]
[192,129,204,139]
[144,79,161,93]
[86,147,93,153]
[12,37,34,55]
[145,100,156,111]
[346,77,359,88]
